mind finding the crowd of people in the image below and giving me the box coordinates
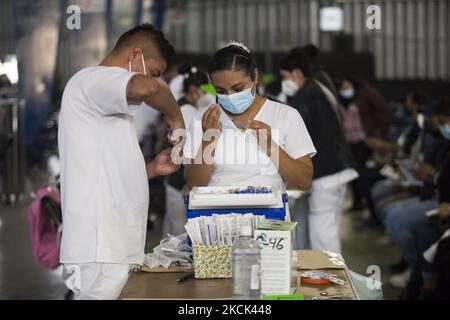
[55,23,449,300]
[143,42,450,300]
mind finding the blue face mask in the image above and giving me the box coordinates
[339,88,355,99]
[217,83,256,114]
[439,123,450,140]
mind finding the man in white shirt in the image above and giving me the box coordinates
[58,24,185,300]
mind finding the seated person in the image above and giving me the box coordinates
[385,98,450,291]
[376,110,450,223]
[369,91,434,221]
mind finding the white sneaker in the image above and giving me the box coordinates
[389,268,412,289]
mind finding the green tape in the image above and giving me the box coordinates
[262,294,304,300]
[200,84,216,96]
[262,73,275,85]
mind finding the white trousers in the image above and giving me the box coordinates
[163,184,187,237]
[62,263,135,300]
[308,182,347,254]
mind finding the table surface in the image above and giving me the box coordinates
[120,251,358,300]
[120,271,232,300]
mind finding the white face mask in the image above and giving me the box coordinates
[416,113,425,129]
[281,79,299,97]
[129,52,147,76]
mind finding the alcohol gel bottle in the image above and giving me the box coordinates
[232,225,261,299]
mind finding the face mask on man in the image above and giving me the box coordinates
[281,79,299,97]
[339,88,355,99]
[439,123,450,140]
[217,83,256,114]
[129,52,147,76]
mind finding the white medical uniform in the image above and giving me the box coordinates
[307,80,358,254]
[169,74,184,101]
[183,99,316,191]
[308,168,358,253]
[163,102,197,236]
[58,66,149,299]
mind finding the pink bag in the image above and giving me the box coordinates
[27,186,62,269]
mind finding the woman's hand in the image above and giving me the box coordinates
[413,163,434,181]
[202,104,222,133]
[248,120,275,156]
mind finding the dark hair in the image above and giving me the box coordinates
[435,97,450,117]
[183,69,209,94]
[335,74,362,90]
[114,23,175,65]
[280,49,312,77]
[408,90,429,106]
[301,44,320,63]
[178,61,194,75]
[207,45,257,81]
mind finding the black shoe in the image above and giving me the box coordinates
[357,217,382,230]
[389,259,408,274]
[348,203,365,212]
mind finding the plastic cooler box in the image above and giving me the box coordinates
[184,186,287,220]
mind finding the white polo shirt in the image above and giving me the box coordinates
[58,66,149,265]
[183,99,316,190]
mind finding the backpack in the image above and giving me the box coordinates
[27,185,62,269]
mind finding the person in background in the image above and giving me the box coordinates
[368,91,430,223]
[336,75,391,214]
[280,50,357,254]
[384,99,450,291]
[58,24,185,300]
[162,58,193,101]
[162,69,209,236]
[364,90,429,155]
[301,44,338,99]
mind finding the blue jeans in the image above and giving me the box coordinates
[385,196,440,271]
[371,178,405,222]
[371,179,397,204]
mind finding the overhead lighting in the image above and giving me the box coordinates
[0,55,19,85]
[320,6,344,32]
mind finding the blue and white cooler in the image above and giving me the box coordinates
[184,186,290,221]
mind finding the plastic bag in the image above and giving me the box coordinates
[144,233,192,269]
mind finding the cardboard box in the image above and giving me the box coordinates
[254,220,297,296]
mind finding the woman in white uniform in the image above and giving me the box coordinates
[183,42,316,193]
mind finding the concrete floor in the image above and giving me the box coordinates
[0,193,402,300]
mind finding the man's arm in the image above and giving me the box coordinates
[126,74,184,131]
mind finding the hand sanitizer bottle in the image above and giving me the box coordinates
[232,225,261,299]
